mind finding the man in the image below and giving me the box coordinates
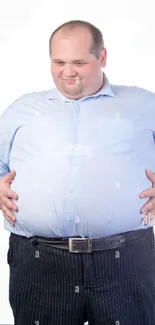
[1,20,155,325]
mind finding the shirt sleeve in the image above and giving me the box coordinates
[0,95,32,179]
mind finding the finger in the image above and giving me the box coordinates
[142,212,155,224]
[142,212,155,225]
[139,188,155,198]
[1,197,18,212]
[140,199,153,213]
[3,170,16,183]
[6,189,18,200]
[145,169,155,187]
[2,212,15,226]
[1,205,16,222]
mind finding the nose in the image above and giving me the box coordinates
[63,64,76,78]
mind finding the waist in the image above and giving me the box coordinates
[11,227,154,253]
[4,216,152,238]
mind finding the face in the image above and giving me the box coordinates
[50,28,107,99]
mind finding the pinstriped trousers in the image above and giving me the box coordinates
[7,227,155,325]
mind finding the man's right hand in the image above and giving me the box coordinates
[0,170,18,226]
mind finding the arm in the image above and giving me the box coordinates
[0,94,32,178]
[0,161,10,178]
[0,102,19,178]
[0,94,32,222]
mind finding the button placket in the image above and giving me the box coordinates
[68,102,80,193]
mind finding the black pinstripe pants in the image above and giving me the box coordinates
[7,227,155,325]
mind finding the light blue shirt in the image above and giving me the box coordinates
[0,75,154,238]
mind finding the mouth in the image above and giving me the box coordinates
[63,78,80,84]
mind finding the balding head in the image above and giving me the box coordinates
[49,20,105,59]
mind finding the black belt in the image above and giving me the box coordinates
[29,228,150,253]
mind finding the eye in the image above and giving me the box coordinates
[76,62,85,66]
[55,61,64,66]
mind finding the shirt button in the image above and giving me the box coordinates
[115,181,120,189]
[116,112,120,119]
[70,188,74,193]
[66,218,72,222]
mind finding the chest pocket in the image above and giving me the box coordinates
[97,118,135,154]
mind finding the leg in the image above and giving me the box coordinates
[7,233,86,325]
[83,227,155,325]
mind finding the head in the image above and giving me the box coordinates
[49,20,107,100]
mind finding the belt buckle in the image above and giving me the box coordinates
[69,237,92,253]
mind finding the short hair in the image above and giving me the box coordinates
[49,20,105,59]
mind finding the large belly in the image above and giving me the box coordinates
[7,154,152,237]
[5,114,155,237]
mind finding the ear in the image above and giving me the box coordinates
[100,48,107,68]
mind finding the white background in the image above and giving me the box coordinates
[0,0,155,323]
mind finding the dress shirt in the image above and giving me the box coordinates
[0,74,154,238]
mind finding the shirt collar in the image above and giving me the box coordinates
[44,73,116,102]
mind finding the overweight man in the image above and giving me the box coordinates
[1,20,155,325]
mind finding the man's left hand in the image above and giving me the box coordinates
[139,169,155,225]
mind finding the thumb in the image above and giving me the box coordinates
[3,170,16,183]
[145,169,155,182]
